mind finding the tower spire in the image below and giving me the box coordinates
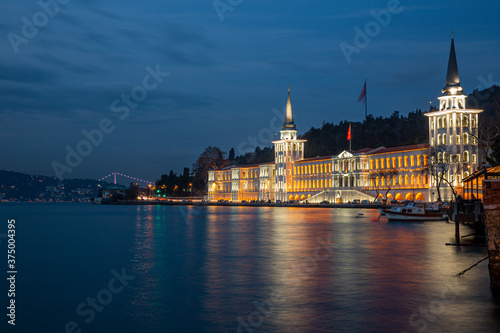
[283,86,296,129]
[442,32,462,95]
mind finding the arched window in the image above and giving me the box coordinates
[404,156,408,167]
[404,175,409,186]
[381,159,385,169]
[442,133,447,145]
[410,155,415,167]
[463,133,469,144]
[381,177,385,187]
[437,118,442,129]
[437,134,442,145]
[457,135,461,144]
[392,157,396,168]
[376,159,379,169]
[370,160,374,169]
[399,175,403,185]
[411,174,415,185]
[442,117,447,128]
[438,152,443,163]
[463,117,469,127]
[471,117,476,128]
[376,177,379,187]
[398,156,402,168]
[463,151,469,162]
[417,155,421,166]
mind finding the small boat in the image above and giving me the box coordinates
[383,202,447,221]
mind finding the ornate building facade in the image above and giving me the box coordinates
[207,36,482,203]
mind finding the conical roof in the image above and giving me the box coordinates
[283,86,296,129]
[442,34,463,95]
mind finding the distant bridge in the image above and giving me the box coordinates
[98,172,154,185]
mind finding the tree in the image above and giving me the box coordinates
[228,148,235,161]
[369,169,399,202]
[427,145,463,201]
[192,146,229,194]
[468,111,500,166]
[488,136,500,165]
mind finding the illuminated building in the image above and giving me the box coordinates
[207,35,482,203]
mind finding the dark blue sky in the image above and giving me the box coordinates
[1,0,499,182]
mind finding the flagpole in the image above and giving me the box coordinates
[349,123,352,151]
[365,78,367,120]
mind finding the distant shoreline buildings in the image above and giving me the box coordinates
[207,36,482,203]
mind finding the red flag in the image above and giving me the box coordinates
[358,81,366,103]
[347,124,351,141]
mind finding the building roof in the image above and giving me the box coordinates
[282,86,296,129]
[368,143,429,155]
[295,155,333,163]
[352,147,373,154]
[442,34,463,95]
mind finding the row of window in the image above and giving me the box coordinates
[435,152,476,163]
[434,133,476,146]
[293,178,332,190]
[294,163,332,175]
[370,174,429,187]
[370,154,428,170]
[432,115,476,129]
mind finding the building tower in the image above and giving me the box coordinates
[425,33,482,200]
[272,87,307,201]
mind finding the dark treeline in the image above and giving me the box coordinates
[156,167,193,196]
[302,109,428,157]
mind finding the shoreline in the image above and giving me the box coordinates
[98,200,391,209]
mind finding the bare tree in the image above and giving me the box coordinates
[427,145,464,201]
[369,169,399,202]
[468,110,500,165]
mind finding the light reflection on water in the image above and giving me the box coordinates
[4,203,500,332]
[127,205,500,332]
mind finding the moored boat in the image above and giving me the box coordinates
[383,202,447,221]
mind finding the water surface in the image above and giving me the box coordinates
[1,203,499,332]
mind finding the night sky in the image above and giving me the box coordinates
[1,0,499,182]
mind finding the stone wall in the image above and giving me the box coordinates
[483,179,500,295]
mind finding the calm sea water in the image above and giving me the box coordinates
[1,203,499,332]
